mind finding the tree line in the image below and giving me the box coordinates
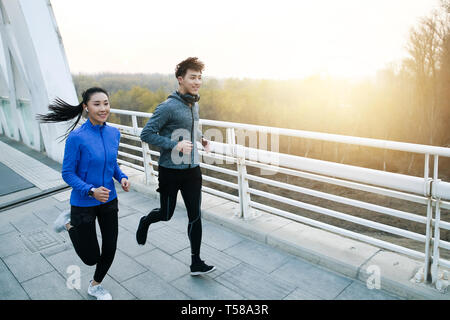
[72,1,450,179]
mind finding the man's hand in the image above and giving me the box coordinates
[176,140,193,154]
[121,178,130,192]
[202,138,210,153]
[92,186,110,203]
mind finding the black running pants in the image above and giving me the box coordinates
[68,197,118,283]
[148,165,203,257]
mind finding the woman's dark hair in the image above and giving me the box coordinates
[37,87,109,140]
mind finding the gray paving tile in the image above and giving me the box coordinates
[135,248,189,282]
[40,241,73,258]
[107,249,147,282]
[100,275,137,300]
[22,197,60,213]
[201,193,231,210]
[121,271,190,300]
[118,192,155,208]
[9,214,47,233]
[283,288,322,300]
[171,274,244,300]
[118,203,138,218]
[223,239,291,273]
[147,225,190,255]
[215,263,296,299]
[160,209,190,234]
[116,226,155,258]
[55,227,73,246]
[74,274,136,300]
[51,189,71,202]
[44,247,96,282]
[0,258,7,272]
[335,281,400,300]
[4,252,55,283]
[32,205,63,225]
[272,257,352,300]
[202,223,245,251]
[118,212,165,234]
[44,248,135,299]
[0,232,27,258]
[173,244,242,278]
[0,260,29,299]
[129,199,159,214]
[21,271,83,300]
[0,222,15,235]
[54,200,70,211]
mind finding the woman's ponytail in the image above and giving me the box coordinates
[36,98,84,140]
[36,87,109,140]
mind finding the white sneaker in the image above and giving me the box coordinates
[53,210,71,233]
[87,280,112,300]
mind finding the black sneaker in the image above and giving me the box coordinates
[136,210,156,245]
[190,260,216,276]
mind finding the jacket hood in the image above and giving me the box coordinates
[168,91,186,104]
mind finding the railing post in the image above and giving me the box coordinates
[236,144,252,219]
[131,115,138,136]
[431,155,441,285]
[431,197,442,285]
[423,153,433,283]
[141,141,157,186]
[228,127,256,220]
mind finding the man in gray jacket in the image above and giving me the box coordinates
[137,57,215,275]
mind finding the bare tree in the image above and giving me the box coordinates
[404,8,449,146]
[441,0,450,14]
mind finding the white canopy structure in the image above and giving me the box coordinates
[0,0,76,163]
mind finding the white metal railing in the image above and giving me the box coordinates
[108,108,450,288]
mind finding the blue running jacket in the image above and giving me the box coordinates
[62,118,128,207]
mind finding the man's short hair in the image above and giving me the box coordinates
[175,57,205,79]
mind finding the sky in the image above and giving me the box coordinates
[50,0,442,80]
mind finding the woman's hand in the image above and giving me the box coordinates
[93,186,110,203]
[121,178,130,192]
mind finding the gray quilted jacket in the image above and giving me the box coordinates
[140,91,203,169]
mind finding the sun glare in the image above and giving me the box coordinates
[50,0,440,79]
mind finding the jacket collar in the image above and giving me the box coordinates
[84,117,107,130]
[168,91,197,108]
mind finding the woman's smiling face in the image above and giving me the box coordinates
[85,92,110,125]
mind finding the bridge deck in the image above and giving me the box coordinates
[0,136,433,300]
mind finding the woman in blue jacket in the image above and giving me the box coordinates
[38,87,129,300]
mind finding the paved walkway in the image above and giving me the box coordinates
[0,190,400,300]
[0,138,401,300]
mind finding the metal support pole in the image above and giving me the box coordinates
[236,147,251,219]
[131,115,138,136]
[141,142,157,185]
[424,198,433,283]
[431,155,440,284]
[228,127,253,219]
[423,154,433,283]
[431,198,441,284]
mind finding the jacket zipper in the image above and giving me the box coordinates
[100,128,106,186]
[189,105,194,168]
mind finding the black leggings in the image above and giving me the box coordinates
[149,165,202,257]
[68,198,118,283]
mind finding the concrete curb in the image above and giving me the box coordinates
[123,166,449,300]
